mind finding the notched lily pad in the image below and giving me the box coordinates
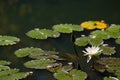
[106,25,120,38]
[24,58,56,69]
[26,28,60,39]
[90,30,110,39]
[101,46,116,55]
[0,60,11,66]
[115,38,120,44]
[0,68,28,80]
[74,37,89,46]
[54,69,87,80]
[88,38,103,46]
[0,35,20,46]
[29,51,60,60]
[15,47,43,58]
[52,24,83,33]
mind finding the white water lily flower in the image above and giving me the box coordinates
[83,46,102,63]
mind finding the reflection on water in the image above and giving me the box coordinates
[0,0,120,80]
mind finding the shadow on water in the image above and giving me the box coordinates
[0,0,120,80]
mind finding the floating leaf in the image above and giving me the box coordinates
[90,30,110,39]
[101,46,116,55]
[0,69,19,77]
[0,60,11,66]
[106,25,120,38]
[104,76,119,80]
[96,58,120,74]
[0,35,20,46]
[24,58,56,69]
[29,51,60,60]
[26,29,60,39]
[15,47,43,58]
[54,69,87,80]
[88,38,103,46]
[74,37,89,46]
[53,24,83,33]
[115,38,120,44]
[0,65,10,71]
[80,21,107,30]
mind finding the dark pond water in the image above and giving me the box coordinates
[0,0,120,80]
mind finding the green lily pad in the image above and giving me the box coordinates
[74,37,89,46]
[24,58,56,69]
[0,60,11,66]
[106,25,120,38]
[0,65,10,71]
[0,35,20,46]
[29,51,60,60]
[115,38,120,44]
[52,24,83,33]
[101,46,116,55]
[15,47,43,58]
[104,76,119,80]
[88,38,103,46]
[26,29,60,39]
[54,69,87,80]
[90,30,110,39]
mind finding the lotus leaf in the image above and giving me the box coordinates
[24,58,56,69]
[26,28,60,39]
[52,24,83,33]
[54,69,87,80]
[15,47,43,58]
[0,35,20,46]
[74,37,89,46]
[101,46,116,55]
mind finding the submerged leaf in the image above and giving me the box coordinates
[15,47,43,58]
[26,29,60,39]
[53,24,83,33]
[24,58,56,69]
[101,46,116,55]
[0,35,20,46]
[74,37,89,46]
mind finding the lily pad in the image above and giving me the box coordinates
[52,24,83,33]
[115,38,120,44]
[0,60,11,66]
[15,47,43,58]
[0,65,10,71]
[90,30,110,39]
[26,29,60,39]
[101,46,116,55]
[104,76,119,80]
[54,69,87,80]
[24,58,56,69]
[106,25,120,38]
[74,37,89,46]
[29,51,60,60]
[0,35,20,46]
[88,38,103,46]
